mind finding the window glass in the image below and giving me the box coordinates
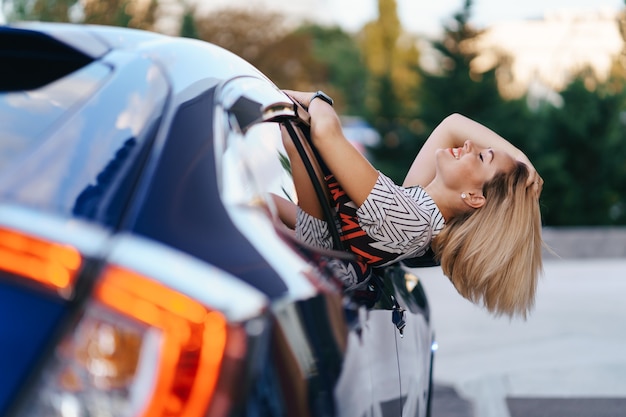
[221,122,296,208]
[0,62,111,174]
[0,57,168,222]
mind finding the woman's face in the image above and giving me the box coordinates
[435,140,516,195]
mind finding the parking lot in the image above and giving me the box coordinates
[417,229,626,417]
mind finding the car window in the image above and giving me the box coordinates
[221,122,297,207]
[215,77,342,246]
[0,56,169,225]
[216,76,297,209]
[0,62,111,175]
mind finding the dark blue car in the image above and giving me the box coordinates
[0,22,436,417]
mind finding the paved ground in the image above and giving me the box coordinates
[431,384,474,417]
[541,227,626,259]
[414,230,626,417]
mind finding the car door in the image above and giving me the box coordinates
[388,264,436,417]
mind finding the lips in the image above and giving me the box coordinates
[449,147,460,159]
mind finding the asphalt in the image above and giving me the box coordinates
[417,229,626,417]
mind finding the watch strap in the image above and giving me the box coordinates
[310,90,334,107]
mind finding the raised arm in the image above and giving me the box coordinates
[403,113,542,193]
[284,90,379,206]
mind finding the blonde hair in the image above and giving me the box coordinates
[432,162,543,318]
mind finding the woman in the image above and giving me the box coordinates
[281,90,544,318]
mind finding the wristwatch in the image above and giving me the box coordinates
[310,90,334,107]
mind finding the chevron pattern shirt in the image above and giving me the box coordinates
[296,172,445,268]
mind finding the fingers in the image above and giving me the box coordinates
[528,175,543,198]
[282,90,313,108]
[518,157,543,198]
[515,153,543,198]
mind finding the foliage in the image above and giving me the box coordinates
[357,0,422,180]
[371,0,518,183]
[295,24,370,116]
[530,78,626,225]
[360,0,421,118]
[4,0,74,22]
[179,6,199,39]
[192,9,328,91]
[4,0,158,29]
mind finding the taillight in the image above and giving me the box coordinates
[95,265,228,417]
[0,226,267,417]
[0,226,82,297]
[16,263,249,417]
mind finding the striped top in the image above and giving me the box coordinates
[355,172,445,266]
[295,172,445,268]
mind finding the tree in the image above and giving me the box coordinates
[295,24,370,116]
[533,76,626,225]
[416,0,507,127]
[82,0,158,30]
[359,0,420,122]
[4,0,158,29]
[4,0,75,22]
[179,6,199,39]
[193,8,326,91]
[357,0,422,180]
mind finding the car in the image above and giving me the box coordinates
[0,22,437,417]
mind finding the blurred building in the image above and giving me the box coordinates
[468,8,624,101]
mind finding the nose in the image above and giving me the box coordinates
[464,140,483,154]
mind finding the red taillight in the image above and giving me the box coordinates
[0,226,81,296]
[95,265,229,417]
[1,226,257,417]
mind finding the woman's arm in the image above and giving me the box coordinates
[284,90,379,206]
[403,113,542,193]
[271,193,297,229]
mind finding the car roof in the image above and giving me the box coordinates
[5,22,271,95]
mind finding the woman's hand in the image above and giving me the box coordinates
[281,88,379,206]
[282,90,314,109]
[514,152,543,197]
[282,89,343,144]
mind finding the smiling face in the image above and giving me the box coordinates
[435,140,516,199]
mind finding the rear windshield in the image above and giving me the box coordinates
[0,62,111,174]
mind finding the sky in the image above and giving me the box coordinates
[190,0,625,38]
[325,0,625,36]
[1,0,623,35]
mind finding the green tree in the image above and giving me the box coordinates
[179,6,199,39]
[193,9,326,91]
[416,0,508,128]
[359,0,420,121]
[533,76,626,225]
[358,0,422,180]
[5,0,75,21]
[295,24,370,116]
[372,0,519,182]
[4,0,158,28]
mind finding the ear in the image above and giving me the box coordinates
[463,191,485,209]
